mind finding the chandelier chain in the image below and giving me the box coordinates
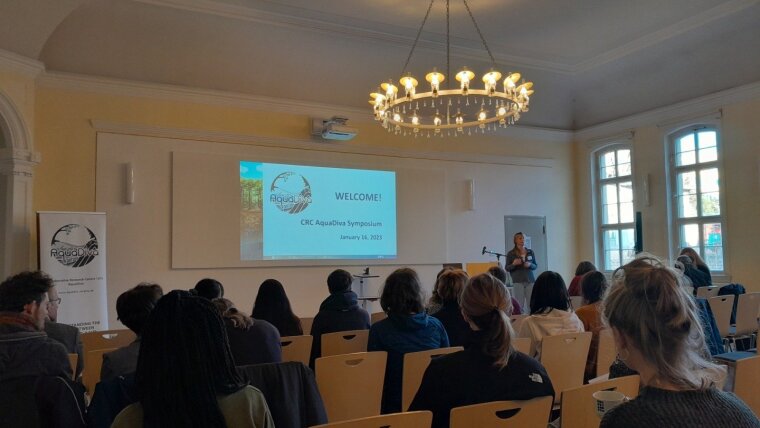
[446,0,450,90]
[401,0,436,75]
[462,0,496,66]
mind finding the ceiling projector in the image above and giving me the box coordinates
[311,117,358,141]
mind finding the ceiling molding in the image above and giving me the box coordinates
[90,119,555,168]
[573,0,759,71]
[0,49,45,78]
[575,80,760,141]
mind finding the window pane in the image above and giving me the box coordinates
[617,149,631,164]
[600,152,616,179]
[703,246,724,271]
[698,146,718,163]
[621,228,635,250]
[605,251,621,271]
[677,172,698,218]
[603,229,619,252]
[620,202,634,223]
[680,224,700,248]
[619,182,633,202]
[602,184,618,224]
[676,134,696,166]
[698,131,716,149]
[701,192,720,216]
[700,168,719,192]
[703,223,722,246]
[603,204,619,224]
[617,162,632,177]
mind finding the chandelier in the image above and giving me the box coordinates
[370,0,534,137]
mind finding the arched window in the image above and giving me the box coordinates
[669,126,725,272]
[594,145,635,271]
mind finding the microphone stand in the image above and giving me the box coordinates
[481,247,506,264]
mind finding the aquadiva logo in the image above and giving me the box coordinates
[270,172,312,214]
[50,224,99,268]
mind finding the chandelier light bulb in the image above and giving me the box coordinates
[400,74,418,100]
[478,109,487,121]
[456,68,475,95]
[393,112,402,122]
[425,70,445,98]
[433,114,442,126]
[497,106,507,116]
[482,70,502,96]
[411,113,420,126]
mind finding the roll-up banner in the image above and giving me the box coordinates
[38,212,108,332]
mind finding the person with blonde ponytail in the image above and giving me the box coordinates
[409,273,554,428]
[600,257,759,428]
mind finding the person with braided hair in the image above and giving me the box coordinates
[600,257,759,428]
[112,290,274,428]
[409,273,554,428]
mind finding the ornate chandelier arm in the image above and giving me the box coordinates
[401,0,437,75]
[462,0,496,67]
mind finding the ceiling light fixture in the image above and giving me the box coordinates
[370,0,534,137]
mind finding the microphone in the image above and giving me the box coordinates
[482,246,487,255]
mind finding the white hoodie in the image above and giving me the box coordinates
[518,308,585,359]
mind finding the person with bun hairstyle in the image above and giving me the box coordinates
[409,273,554,428]
[430,269,471,347]
[213,298,282,366]
[600,257,759,428]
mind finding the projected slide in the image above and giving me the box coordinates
[241,161,397,260]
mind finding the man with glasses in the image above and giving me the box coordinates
[45,284,84,378]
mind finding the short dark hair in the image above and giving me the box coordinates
[327,269,353,294]
[116,283,164,335]
[487,266,508,284]
[436,269,468,302]
[380,268,424,315]
[575,261,597,276]
[581,271,608,304]
[194,278,224,300]
[529,271,570,314]
[0,271,53,312]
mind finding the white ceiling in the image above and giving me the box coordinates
[0,0,758,129]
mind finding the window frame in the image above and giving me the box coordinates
[666,124,729,277]
[592,143,636,272]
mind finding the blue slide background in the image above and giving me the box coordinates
[246,162,396,259]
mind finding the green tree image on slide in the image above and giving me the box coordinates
[240,162,264,259]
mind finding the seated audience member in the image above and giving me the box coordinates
[368,268,449,414]
[112,291,274,428]
[426,267,452,315]
[567,261,596,296]
[430,269,472,347]
[677,254,710,291]
[518,271,584,358]
[410,273,554,428]
[680,247,712,285]
[309,269,370,366]
[600,257,759,428]
[44,283,84,378]
[487,265,523,315]
[101,283,163,380]
[574,271,609,381]
[213,298,282,366]
[251,279,303,337]
[194,278,225,300]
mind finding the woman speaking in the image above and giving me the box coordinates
[506,232,537,308]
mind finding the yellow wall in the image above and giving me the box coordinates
[574,98,760,288]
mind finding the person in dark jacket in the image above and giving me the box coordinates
[409,273,554,428]
[430,269,471,347]
[368,268,449,414]
[213,297,282,366]
[194,278,225,300]
[44,284,84,378]
[309,269,370,367]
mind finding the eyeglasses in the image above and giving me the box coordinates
[48,298,62,306]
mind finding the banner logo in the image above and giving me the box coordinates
[50,224,99,268]
[270,172,312,214]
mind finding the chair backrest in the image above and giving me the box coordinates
[512,337,531,355]
[316,351,387,422]
[81,329,136,353]
[596,329,617,377]
[280,335,313,366]
[82,348,116,394]
[509,314,528,332]
[734,355,760,416]
[401,347,463,411]
[450,396,553,428]
[560,375,640,428]
[697,285,721,298]
[300,317,314,335]
[310,411,433,428]
[708,295,735,338]
[67,353,78,379]
[371,312,387,324]
[321,329,369,357]
[734,293,760,337]
[541,332,592,401]
[465,262,499,277]
[569,296,584,311]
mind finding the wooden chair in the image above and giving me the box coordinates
[310,411,432,428]
[512,337,531,355]
[697,285,721,298]
[569,296,584,311]
[316,351,387,422]
[733,355,760,415]
[541,332,592,402]
[81,329,136,352]
[465,262,498,277]
[371,312,387,324]
[82,348,116,394]
[450,396,553,428]
[596,329,617,377]
[280,335,313,366]
[67,353,78,379]
[708,295,735,339]
[729,293,760,349]
[402,346,463,411]
[300,317,314,335]
[321,329,369,357]
[559,375,640,428]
